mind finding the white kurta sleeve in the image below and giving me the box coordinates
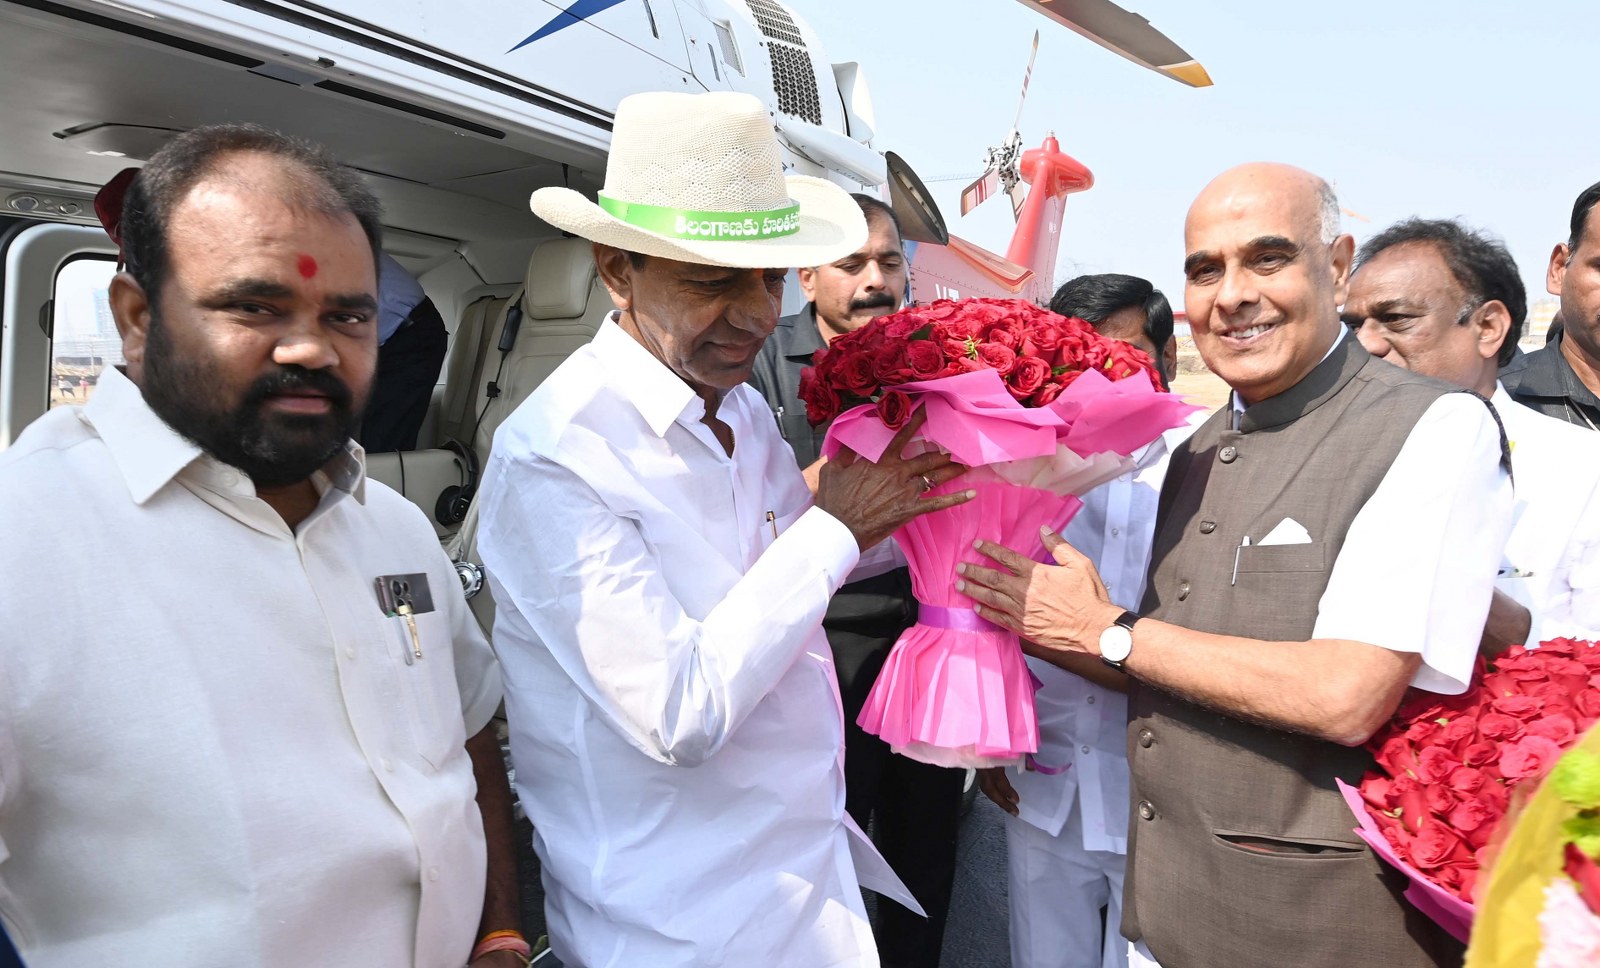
[478,456,859,768]
[1313,393,1513,694]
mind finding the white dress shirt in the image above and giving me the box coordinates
[0,368,502,968]
[478,319,910,968]
[1492,384,1600,640]
[1233,340,1513,694]
[1011,417,1202,849]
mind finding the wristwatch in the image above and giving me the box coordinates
[1098,610,1140,670]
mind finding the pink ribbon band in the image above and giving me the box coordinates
[918,605,1003,633]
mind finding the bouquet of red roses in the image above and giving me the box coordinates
[1339,637,1600,942]
[800,298,1197,768]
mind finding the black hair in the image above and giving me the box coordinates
[1570,181,1600,253]
[1050,272,1174,350]
[120,123,382,308]
[849,192,903,245]
[1356,217,1526,367]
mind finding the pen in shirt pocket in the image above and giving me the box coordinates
[766,510,779,541]
[774,407,788,439]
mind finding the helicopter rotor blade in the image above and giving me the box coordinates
[1012,30,1040,133]
[960,169,1003,217]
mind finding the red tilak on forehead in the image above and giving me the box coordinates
[296,254,318,279]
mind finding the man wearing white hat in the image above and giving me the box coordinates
[476,91,975,967]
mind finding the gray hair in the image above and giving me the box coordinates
[1316,179,1341,246]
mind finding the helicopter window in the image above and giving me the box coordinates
[49,257,121,410]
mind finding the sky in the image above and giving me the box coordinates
[795,0,1598,312]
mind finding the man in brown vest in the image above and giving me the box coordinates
[956,163,1512,968]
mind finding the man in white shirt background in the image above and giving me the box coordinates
[0,125,520,967]
[478,91,976,968]
[1346,216,1600,642]
[978,273,1199,968]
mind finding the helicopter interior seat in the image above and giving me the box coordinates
[451,236,609,633]
[364,288,519,537]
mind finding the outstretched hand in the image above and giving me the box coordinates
[954,528,1121,657]
[815,408,975,551]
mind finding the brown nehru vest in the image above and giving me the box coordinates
[1123,335,1493,968]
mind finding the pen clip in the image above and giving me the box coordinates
[766,509,778,541]
[1231,535,1251,586]
[774,406,788,440]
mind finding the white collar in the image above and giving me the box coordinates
[85,366,366,506]
[595,311,708,438]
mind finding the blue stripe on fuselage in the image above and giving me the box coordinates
[509,0,630,53]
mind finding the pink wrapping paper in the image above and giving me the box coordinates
[856,480,1083,767]
[823,366,1200,768]
[1337,779,1474,943]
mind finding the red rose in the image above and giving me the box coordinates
[798,366,842,426]
[1446,797,1497,835]
[934,315,984,342]
[1577,688,1600,722]
[1410,822,1469,870]
[1498,735,1564,779]
[1438,719,1476,752]
[1477,711,1525,741]
[1541,638,1579,657]
[1396,776,1430,833]
[1361,774,1394,811]
[871,345,914,385]
[1461,742,1499,768]
[1447,765,1488,794]
[880,313,925,341]
[1417,746,1458,784]
[983,322,1022,350]
[1424,782,1459,815]
[1405,720,1443,746]
[975,342,1018,376]
[837,351,879,397]
[876,389,914,430]
[1527,712,1578,745]
[1006,356,1052,399]
[1490,695,1544,720]
[1373,735,1419,779]
[905,340,947,380]
[1031,382,1065,407]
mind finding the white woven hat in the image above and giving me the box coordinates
[531,91,868,269]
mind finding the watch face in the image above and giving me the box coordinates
[1099,624,1134,663]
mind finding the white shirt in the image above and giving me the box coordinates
[1493,384,1600,640]
[0,368,502,968]
[1011,417,1202,850]
[478,319,908,968]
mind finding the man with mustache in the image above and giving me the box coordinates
[747,194,964,968]
[0,125,520,968]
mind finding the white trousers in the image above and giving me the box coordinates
[1003,801,1127,968]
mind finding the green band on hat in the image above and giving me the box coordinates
[597,193,800,241]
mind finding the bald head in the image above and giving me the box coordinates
[1181,163,1356,406]
[1187,163,1340,250]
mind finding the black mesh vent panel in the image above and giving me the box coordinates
[768,44,822,124]
[744,0,804,45]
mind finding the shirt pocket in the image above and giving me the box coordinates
[385,611,464,770]
[1234,543,1327,575]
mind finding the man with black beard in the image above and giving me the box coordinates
[0,125,525,968]
[749,195,964,968]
